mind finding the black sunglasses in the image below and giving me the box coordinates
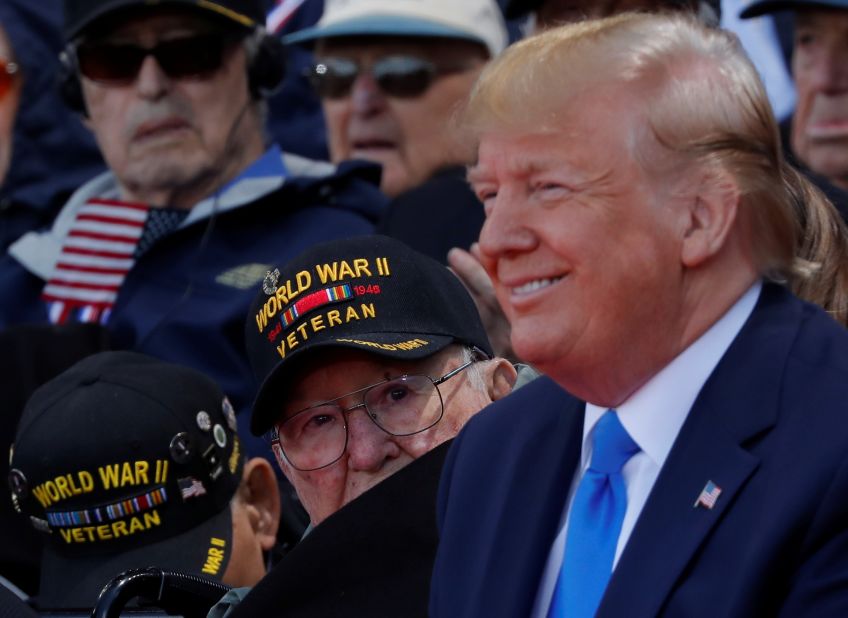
[74,33,240,85]
[307,55,474,100]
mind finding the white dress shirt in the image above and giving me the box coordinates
[530,281,762,618]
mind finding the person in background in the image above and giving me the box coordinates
[0,0,385,454]
[222,235,516,617]
[431,13,848,617]
[741,0,848,220]
[285,0,508,264]
[8,351,280,610]
[0,0,105,251]
[263,0,330,161]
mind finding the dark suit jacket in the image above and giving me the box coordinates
[431,284,848,617]
[229,441,450,617]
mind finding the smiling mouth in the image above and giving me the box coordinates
[511,276,564,296]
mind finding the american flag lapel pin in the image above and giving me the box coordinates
[694,480,722,509]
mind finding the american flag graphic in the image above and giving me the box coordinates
[694,480,722,510]
[178,477,207,501]
[41,198,149,325]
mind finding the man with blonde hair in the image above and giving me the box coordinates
[431,13,848,617]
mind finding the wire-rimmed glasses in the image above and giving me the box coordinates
[269,354,481,471]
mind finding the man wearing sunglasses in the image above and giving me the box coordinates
[0,0,385,452]
[285,0,508,265]
[221,235,515,616]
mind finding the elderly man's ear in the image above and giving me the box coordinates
[238,457,282,550]
[484,358,518,402]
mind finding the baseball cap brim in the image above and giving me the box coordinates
[250,331,457,436]
[37,503,233,609]
[740,0,848,17]
[64,0,257,40]
[283,15,489,48]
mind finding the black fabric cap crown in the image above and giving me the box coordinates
[501,0,721,19]
[740,0,848,17]
[63,0,265,40]
[245,235,493,436]
[8,351,244,609]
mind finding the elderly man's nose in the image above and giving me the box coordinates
[345,413,400,472]
[350,71,387,115]
[135,54,170,98]
[808,49,848,93]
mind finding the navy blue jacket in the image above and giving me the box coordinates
[0,156,385,455]
[432,284,848,617]
[0,0,105,250]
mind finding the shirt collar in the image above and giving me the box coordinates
[584,280,762,468]
[216,144,287,194]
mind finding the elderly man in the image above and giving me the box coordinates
[431,13,848,618]
[741,0,848,218]
[219,235,516,617]
[0,0,384,443]
[9,351,280,610]
[286,0,508,263]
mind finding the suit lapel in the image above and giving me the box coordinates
[599,400,761,617]
[482,378,585,616]
[598,284,801,616]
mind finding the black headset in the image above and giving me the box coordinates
[59,27,286,115]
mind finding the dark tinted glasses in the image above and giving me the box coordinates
[307,55,474,99]
[75,33,239,85]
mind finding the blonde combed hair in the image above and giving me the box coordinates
[463,12,848,325]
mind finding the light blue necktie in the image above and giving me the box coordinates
[548,410,640,618]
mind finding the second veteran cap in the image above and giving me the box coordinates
[8,351,244,609]
[245,235,493,436]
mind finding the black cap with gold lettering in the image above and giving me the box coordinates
[245,234,493,436]
[8,351,244,609]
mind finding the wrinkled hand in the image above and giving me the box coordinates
[448,244,517,362]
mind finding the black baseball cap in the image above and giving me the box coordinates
[245,235,493,436]
[8,352,244,609]
[501,0,721,20]
[740,0,848,17]
[63,0,266,40]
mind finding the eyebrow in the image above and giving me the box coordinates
[467,154,576,185]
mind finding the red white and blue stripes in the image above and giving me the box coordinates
[41,198,149,325]
[46,486,167,528]
[280,284,352,328]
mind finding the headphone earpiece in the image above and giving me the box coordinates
[58,48,88,116]
[247,30,286,99]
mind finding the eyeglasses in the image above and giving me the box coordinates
[0,59,18,99]
[307,55,474,100]
[73,33,240,85]
[270,355,481,471]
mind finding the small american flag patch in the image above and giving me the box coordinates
[178,477,207,501]
[694,480,722,509]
